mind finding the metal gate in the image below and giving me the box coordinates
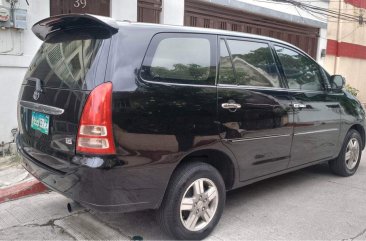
[184,0,319,58]
[138,0,162,23]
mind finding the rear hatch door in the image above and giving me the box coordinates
[17,14,118,172]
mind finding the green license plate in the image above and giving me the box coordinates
[31,111,50,135]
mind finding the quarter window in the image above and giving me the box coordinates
[141,34,216,85]
[275,46,323,91]
[225,40,281,87]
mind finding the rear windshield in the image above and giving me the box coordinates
[24,39,103,90]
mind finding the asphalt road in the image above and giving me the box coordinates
[1,151,366,240]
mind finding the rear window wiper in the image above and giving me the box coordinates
[26,77,43,94]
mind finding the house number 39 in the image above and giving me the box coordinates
[74,0,87,8]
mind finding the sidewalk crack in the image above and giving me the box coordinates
[343,227,366,241]
[0,209,88,234]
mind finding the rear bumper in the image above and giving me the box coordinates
[17,143,170,213]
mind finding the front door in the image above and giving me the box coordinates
[273,45,341,167]
[217,38,293,181]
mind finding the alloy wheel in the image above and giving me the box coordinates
[345,137,360,170]
[179,178,219,232]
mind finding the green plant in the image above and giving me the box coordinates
[345,84,359,97]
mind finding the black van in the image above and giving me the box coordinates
[17,14,366,240]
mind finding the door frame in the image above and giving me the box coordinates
[270,41,342,166]
[217,35,294,181]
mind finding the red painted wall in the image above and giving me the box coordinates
[345,0,366,9]
[327,39,366,59]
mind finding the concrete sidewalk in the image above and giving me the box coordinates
[0,192,130,240]
[0,155,47,203]
[1,152,366,240]
[0,156,31,188]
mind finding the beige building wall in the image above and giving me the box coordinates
[324,0,366,105]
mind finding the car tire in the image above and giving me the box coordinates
[329,129,362,177]
[157,162,226,240]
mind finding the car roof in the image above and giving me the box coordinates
[116,20,304,52]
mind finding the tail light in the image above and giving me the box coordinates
[76,82,116,155]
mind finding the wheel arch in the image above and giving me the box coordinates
[173,149,237,191]
[350,124,365,149]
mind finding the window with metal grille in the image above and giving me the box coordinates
[220,22,227,30]
[190,16,197,26]
[138,0,162,23]
[204,19,211,28]
[232,24,238,31]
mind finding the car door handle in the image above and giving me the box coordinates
[221,103,242,110]
[292,103,307,109]
[326,104,340,108]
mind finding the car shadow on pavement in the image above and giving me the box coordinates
[92,163,335,240]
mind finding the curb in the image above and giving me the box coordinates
[0,179,48,203]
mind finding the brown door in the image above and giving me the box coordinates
[50,0,110,17]
[184,0,319,58]
[138,0,162,23]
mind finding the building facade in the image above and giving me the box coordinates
[0,0,328,143]
[325,0,366,106]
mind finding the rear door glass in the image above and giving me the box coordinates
[24,39,103,90]
[141,33,217,85]
[225,39,281,88]
[219,39,236,85]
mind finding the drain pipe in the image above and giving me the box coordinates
[67,201,83,213]
[1,142,4,157]
[334,0,343,74]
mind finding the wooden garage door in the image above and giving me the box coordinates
[50,0,110,16]
[185,0,319,58]
[138,0,162,23]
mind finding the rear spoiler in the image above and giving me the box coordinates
[32,14,119,43]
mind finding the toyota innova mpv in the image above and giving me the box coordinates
[17,14,366,240]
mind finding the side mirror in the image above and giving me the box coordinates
[330,75,345,91]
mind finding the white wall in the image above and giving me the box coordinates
[0,0,49,142]
[0,68,27,142]
[317,28,328,66]
[161,0,184,25]
[111,0,137,21]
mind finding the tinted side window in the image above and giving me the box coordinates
[219,40,236,85]
[226,40,280,87]
[275,46,323,91]
[141,34,216,85]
